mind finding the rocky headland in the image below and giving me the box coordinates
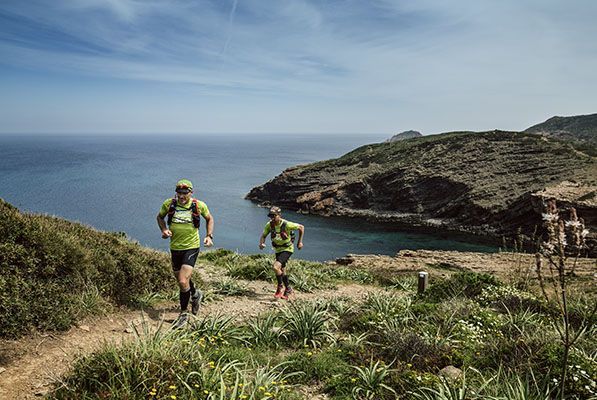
[247,115,597,254]
[385,130,423,142]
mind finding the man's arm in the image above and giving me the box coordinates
[157,214,171,238]
[296,224,304,250]
[259,232,268,249]
[203,213,214,247]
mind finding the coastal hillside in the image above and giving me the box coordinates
[0,205,595,399]
[524,113,597,154]
[246,130,597,252]
[0,199,171,338]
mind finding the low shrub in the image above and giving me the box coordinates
[283,348,351,385]
[422,272,500,303]
[0,200,171,338]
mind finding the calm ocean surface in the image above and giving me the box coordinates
[0,134,496,261]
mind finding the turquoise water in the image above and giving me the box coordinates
[0,134,496,261]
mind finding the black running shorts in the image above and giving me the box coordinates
[275,251,292,268]
[170,248,199,271]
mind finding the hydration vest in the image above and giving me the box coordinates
[167,198,201,228]
[270,220,295,248]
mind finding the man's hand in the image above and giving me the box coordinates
[204,236,213,247]
[161,229,172,239]
[259,242,266,250]
[297,241,304,250]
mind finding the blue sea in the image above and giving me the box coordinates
[0,134,496,261]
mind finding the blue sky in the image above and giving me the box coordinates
[1,0,596,135]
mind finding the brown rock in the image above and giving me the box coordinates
[336,256,355,265]
[439,365,463,381]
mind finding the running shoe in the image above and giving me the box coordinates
[274,284,284,298]
[281,287,294,300]
[172,312,189,329]
[191,291,203,315]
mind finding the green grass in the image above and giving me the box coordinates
[0,199,172,338]
[198,248,375,290]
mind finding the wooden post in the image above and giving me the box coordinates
[418,271,428,294]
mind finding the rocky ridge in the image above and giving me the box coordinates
[385,130,423,142]
[247,130,597,253]
[524,113,597,155]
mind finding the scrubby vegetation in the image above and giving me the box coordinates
[2,200,595,399]
[49,250,596,399]
[0,199,172,338]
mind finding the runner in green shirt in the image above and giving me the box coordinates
[259,206,304,300]
[157,179,214,328]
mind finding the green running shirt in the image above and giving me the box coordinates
[159,198,210,250]
[262,219,300,253]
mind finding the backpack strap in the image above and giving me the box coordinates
[167,198,177,226]
[167,198,201,229]
[271,220,291,247]
[190,199,201,229]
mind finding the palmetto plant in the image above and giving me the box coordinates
[289,270,315,292]
[364,291,415,323]
[500,305,543,336]
[341,332,370,349]
[351,359,396,400]
[389,275,417,291]
[410,368,490,400]
[243,312,283,347]
[281,301,335,347]
[212,277,252,296]
[190,312,243,342]
[326,296,356,318]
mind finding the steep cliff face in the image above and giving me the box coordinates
[247,131,597,251]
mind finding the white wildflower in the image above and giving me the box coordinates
[542,213,558,222]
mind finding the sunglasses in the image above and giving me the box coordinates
[268,214,277,218]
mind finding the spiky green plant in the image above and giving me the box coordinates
[211,277,253,296]
[351,359,396,400]
[281,302,335,347]
[243,312,283,348]
[190,313,243,343]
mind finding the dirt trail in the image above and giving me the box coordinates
[0,267,375,399]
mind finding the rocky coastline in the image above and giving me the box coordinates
[247,129,597,255]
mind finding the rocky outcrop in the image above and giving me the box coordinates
[385,130,423,142]
[247,130,597,254]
